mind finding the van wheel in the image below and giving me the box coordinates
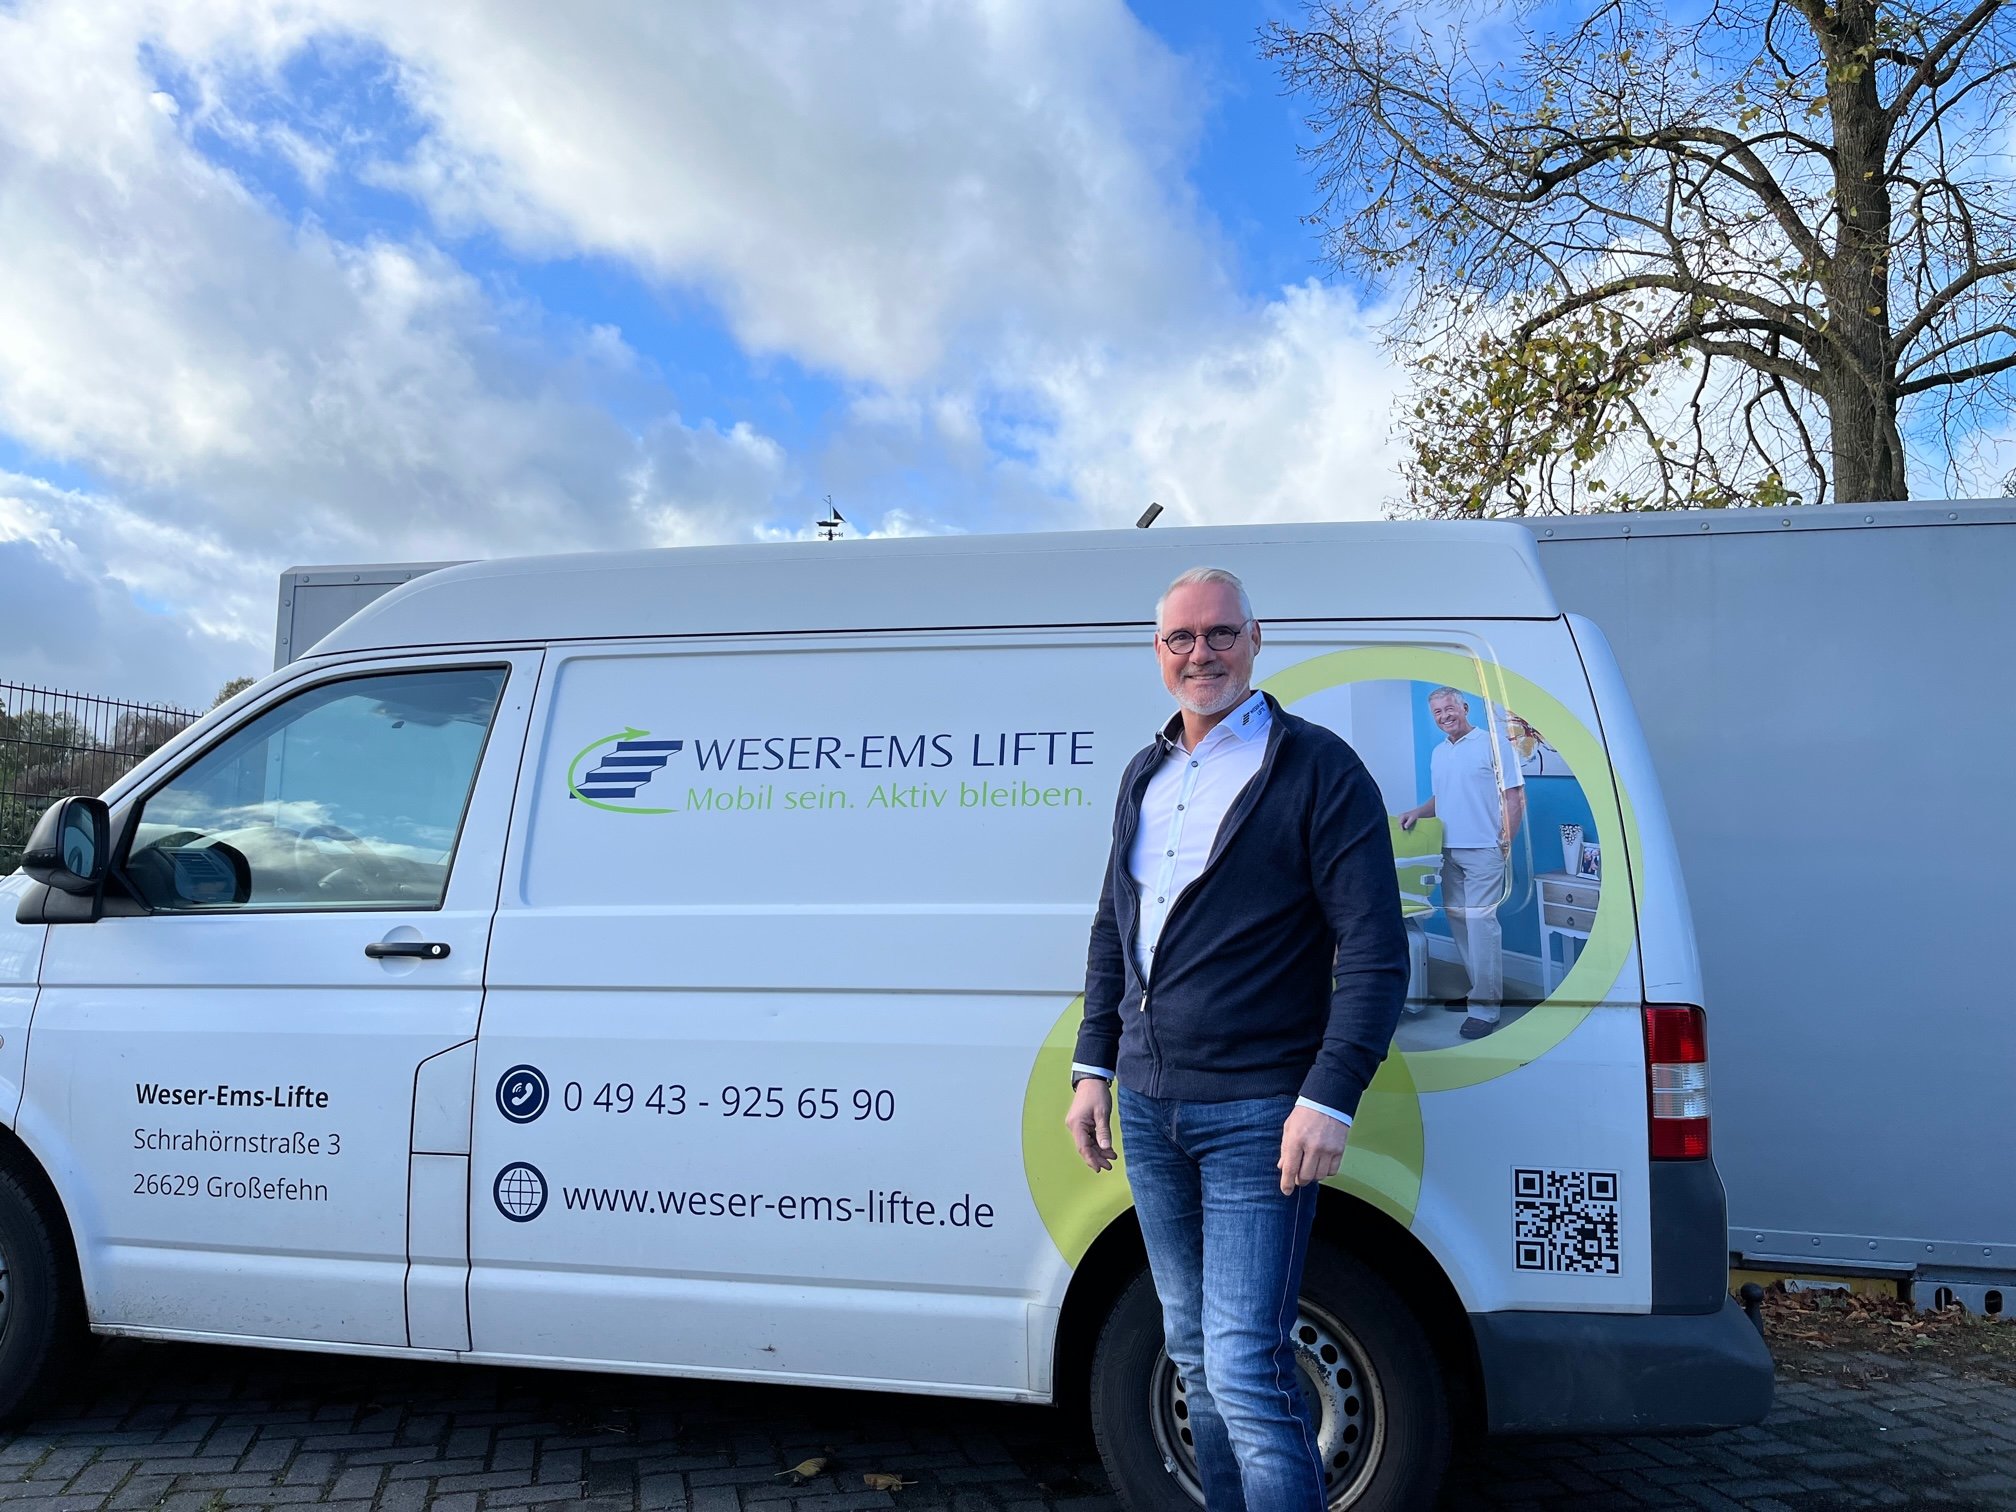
[1088,1240,1450,1511]
[0,1165,83,1423]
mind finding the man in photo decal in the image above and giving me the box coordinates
[1064,566,1408,1512]
[1399,687,1527,1038]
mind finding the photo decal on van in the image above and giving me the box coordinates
[1306,675,1608,1052]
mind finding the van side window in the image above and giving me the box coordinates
[124,667,507,912]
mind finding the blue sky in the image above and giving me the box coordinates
[0,1,1418,707]
[5,3,2008,708]
[74,0,2016,717]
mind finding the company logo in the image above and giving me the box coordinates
[493,1162,548,1222]
[495,1065,549,1124]
[567,727,684,814]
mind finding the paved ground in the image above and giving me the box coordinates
[5,1338,2014,1512]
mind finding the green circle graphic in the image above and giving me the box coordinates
[1260,646,1638,1093]
[1019,646,1641,1263]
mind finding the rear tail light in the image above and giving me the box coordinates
[1644,1005,1709,1159]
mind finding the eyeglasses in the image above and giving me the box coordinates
[1158,622,1249,655]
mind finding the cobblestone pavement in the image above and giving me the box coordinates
[6,1340,2014,1512]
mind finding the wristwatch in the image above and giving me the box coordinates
[1071,1070,1112,1088]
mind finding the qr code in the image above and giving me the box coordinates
[1514,1168,1621,1274]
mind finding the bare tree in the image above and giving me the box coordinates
[1263,0,2016,513]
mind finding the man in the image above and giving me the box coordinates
[1398,687,1527,1039]
[1063,567,1408,1512]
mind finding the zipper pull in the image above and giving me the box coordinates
[1139,992,1148,1013]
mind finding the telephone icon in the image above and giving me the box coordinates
[495,1065,550,1124]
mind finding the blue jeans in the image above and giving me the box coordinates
[1117,1087,1326,1512]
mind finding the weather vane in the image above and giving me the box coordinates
[816,495,847,541]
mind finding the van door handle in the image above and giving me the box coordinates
[365,941,451,961]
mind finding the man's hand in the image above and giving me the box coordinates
[1065,1078,1116,1172]
[1398,808,1419,831]
[1278,1105,1350,1194]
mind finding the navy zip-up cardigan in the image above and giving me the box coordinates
[1073,693,1409,1118]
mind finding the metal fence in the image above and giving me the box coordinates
[0,683,200,874]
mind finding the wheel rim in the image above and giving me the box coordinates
[1147,1297,1386,1509]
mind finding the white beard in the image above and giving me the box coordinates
[1173,672,1250,717]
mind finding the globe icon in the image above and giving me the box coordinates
[493,1162,547,1222]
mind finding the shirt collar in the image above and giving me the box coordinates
[1156,688,1272,752]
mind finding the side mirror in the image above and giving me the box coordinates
[20,797,111,896]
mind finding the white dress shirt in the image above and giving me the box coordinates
[1074,688,1352,1127]
[1430,723,1524,847]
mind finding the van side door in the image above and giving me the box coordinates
[21,653,538,1348]
[465,634,1144,1393]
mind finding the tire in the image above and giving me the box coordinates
[1088,1239,1451,1511]
[0,1163,84,1424]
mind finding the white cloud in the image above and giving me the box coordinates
[282,1,1405,519]
[329,0,1222,388]
[0,0,1415,707]
[1018,281,1404,528]
[0,474,258,705]
[632,417,791,548]
[0,0,800,702]
[0,78,772,556]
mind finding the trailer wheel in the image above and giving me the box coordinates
[0,1165,82,1424]
[1088,1239,1450,1511]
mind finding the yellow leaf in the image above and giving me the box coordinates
[863,1472,917,1490]
[776,1457,829,1482]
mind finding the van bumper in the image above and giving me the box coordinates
[1470,1298,1774,1434]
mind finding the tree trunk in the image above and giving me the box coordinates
[1816,0,1908,502]
[1817,355,1905,503]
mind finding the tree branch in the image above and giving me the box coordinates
[1898,335,2016,393]
[1887,55,2016,168]
[1768,369,1828,502]
[1886,0,2007,124]
[1516,272,1819,354]
[1689,337,1823,388]
[1891,257,2016,357]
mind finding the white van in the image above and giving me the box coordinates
[0,523,1771,1511]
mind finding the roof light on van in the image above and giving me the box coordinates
[1644,1005,1709,1160]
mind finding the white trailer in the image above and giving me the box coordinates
[1513,499,2014,1309]
[273,563,460,668]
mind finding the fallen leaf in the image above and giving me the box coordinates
[862,1472,916,1490]
[776,1457,828,1483]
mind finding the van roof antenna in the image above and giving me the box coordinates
[1136,502,1163,529]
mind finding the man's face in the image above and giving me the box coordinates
[1430,693,1472,738]
[1156,580,1260,717]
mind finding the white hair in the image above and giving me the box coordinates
[1427,686,1469,708]
[1155,566,1254,630]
